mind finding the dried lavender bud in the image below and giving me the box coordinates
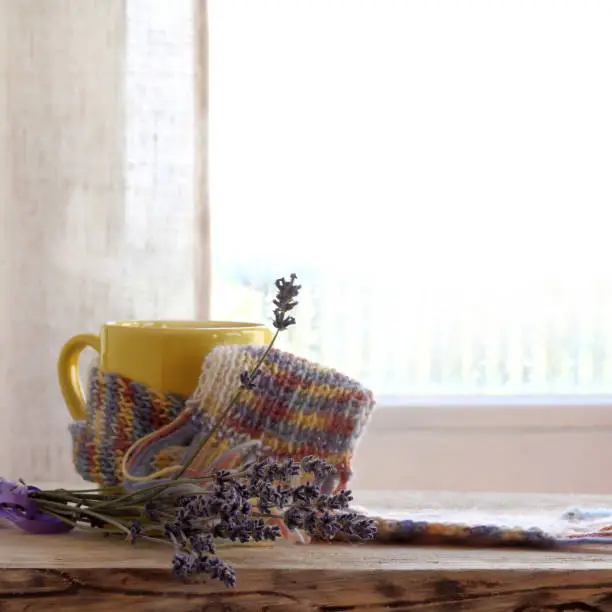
[227,518,281,542]
[272,273,301,330]
[227,521,252,543]
[189,532,216,556]
[312,511,341,540]
[337,512,378,540]
[267,457,301,482]
[239,499,252,516]
[292,482,321,504]
[274,274,300,311]
[247,518,266,541]
[303,509,319,535]
[256,486,277,514]
[249,458,274,482]
[172,552,197,578]
[297,510,341,540]
[300,456,336,482]
[274,483,292,507]
[272,310,296,330]
[128,520,142,545]
[318,489,353,511]
[218,496,244,521]
[234,481,251,500]
[177,495,209,523]
[240,369,258,389]
[283,504,307,530]
[354,518,377,540]
[198,556,237,588]
[174,552,237,588]
[214,470,235,486]
[262,523,281,541]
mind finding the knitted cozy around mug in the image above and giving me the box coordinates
[69,362,187,486]
[121,344,376,491]
[70,345,376,489]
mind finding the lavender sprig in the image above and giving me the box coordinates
[27,457,376,588]
[174,274,301,478]
[272,273,301,330]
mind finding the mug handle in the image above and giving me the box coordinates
[57,333,101,421]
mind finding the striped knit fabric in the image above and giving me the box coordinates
[124,345,376,490]
[373,517,558,547]
[368,507,612,548]
[69,361,186,486]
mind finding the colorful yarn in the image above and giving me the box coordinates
[373,517,558,547]
[69,362,186,486]
[123,344,376,491]
[365,506,612,548]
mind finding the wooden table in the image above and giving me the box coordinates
[3,490,612,611]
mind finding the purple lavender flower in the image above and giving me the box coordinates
[283,505,307,530]
[272,274,301,330]
[274,483,292,507]
[270,457,301,481]
[292,483,321,504]
[261,482,283,511]
[316,489,354,511]
[239,499,252,516]
[173,552,236,588]
[313,511,341,540]
[177,495,209,523]
[189,532,216,555]
[227,522,252,543]
[172,553,197,578]
[337,513,378,540]
[128,520,142,545]
[240,369,258,389]
[249,458,274,482]
[215,470,235,485]
[300,456,336,482]
[198,556,237,588]
[262,523,281,541]
[244,518,281,542]
[329,490,353,510]
[244,518,266,541]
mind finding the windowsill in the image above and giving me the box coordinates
[370,396,612,432]
[353,397,612,495]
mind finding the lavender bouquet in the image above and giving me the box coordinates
[0,274,377,588]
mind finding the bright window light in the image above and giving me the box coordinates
[209,1,612,397]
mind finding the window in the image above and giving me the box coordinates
[208,1,612,399]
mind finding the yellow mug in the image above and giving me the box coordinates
[58,320,272,421]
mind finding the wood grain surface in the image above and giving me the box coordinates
[3,490,612,611]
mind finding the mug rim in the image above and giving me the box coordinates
[104,320,268,331]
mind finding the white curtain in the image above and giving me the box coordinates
[0,0,208,483]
